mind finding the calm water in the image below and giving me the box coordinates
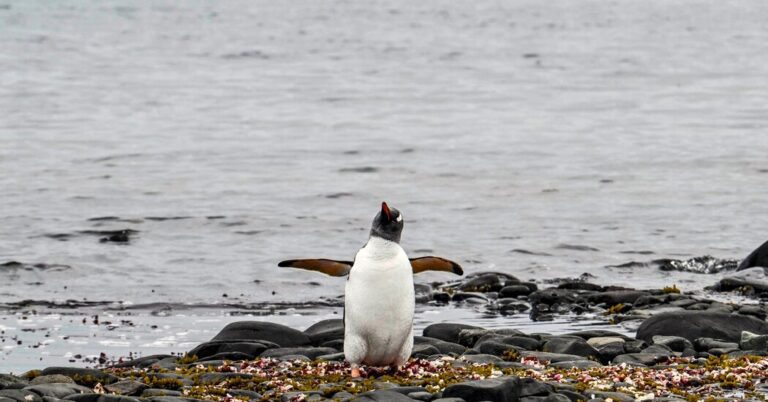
[2,0,768,371]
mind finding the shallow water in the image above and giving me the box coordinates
[2,0,768,371]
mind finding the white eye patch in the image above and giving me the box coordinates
[396,214,402,222]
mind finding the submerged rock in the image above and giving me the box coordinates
[636,311,768,343]
[442,376,521,402]
[211,321,311,347]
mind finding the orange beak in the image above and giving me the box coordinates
[381,202,392,221]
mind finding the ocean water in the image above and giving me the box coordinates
[2,0,768,371]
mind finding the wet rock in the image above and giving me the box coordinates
[303,319,344,345]
[197,373,253,384]
[187,340,270,359]
[29,376,74,386]
[739,305,767,319]
[652,335,693,352]
[110,355,174,369]
[458,328,523,347]
[227,390,262,400]
[410,344,441,358]
[586,290,648,306]
[499,285,533,298]
[316,352,345,361]
[146,397,206,402]
[612,353,667,366]
[737,240,768,271]
[740,331,768,351]
[0,374,28,390]
[0,389,42,401]
[491,336,541,351]
[211,321,311,347]
[413,337,467,355]
[260,347,338,360]
[596,343,626,363]
[586,337,625,348]
[556,282,604,292]
[474,340,522,356]
[623,340,648,353]
[40,368,117,385]
[542,337,599,359]
[442,376,521,402]
[549,360,603,369]
[140,389,182,398]
[423,323,482,344]
[637,311,768,343]
[717,267,768,293]
[583,390,634,402]
[520,351,588,363]
[24,383,91,399]
[694,338,738,352]
[528,289,580,305]
[350,390,419,401]
[519,378,553,397]
[406,391,432,401]
[281,391,322,402]
[197,352,253,362]
[642,344,674,357]
[451,292,488,303]
[459,354,504,364]
[104,380,148,396]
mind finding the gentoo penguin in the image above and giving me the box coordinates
[278,202,463,377]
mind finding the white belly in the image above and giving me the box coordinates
[344,238,415,366]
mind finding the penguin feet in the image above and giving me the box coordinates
[350,366,361,378]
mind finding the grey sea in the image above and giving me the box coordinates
[1,0,767,372]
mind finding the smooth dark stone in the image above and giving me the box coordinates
[387,386,427,395]
[406,391,433,401]
[737,240,768,271]
[40,368,117,386]
[717,267,768,292]
[528,289,581,305]
[29,376,74,386]
[636,311,768,343]
[519,378,553,397]
[140,389,182,397]
[413,337,467,355]
[23,384,91,399]
[499,285,533,298]
[197,373,253,384]
[458,273,507,292]
[459,354,504,364]
[423,323,482,344]
[596,343,625,363]
[104,380,148,396]
[303,319,344,345]
[520,351,588,363]
[583,390,634,402]
[227,390,262,400]
[556,390,588,402]
[187,341,269,359]
[320,339,344,350]
[612,353,665,366]
[563,330,632,341]
[693,337,738,352]
[586,290,649,306]
[451,292,488,303]
[474,340,522,357]
[549,360,603,369]
[431,399,466,402]
[109,355,174,369]
[491,336,541,351]
[458,328,523,347]
[411,344,441,358]
[350,390,419,401]
[443,376,521,402]
[623,339,647,353]
[197,351,253,362]
[542,337,599,359]
[317,352,345,361]
[146,397,208,402]
[211,321,311,347]
[739,305,767,319]
[0,389,43,402]
[556,282,603,292]
[260,347,339,360]
[651,336,693,352]
[642,344,673,357]
[0,374,28,390]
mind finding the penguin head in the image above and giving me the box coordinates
[370,201,403,243]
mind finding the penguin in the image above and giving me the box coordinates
[278,202,463,377]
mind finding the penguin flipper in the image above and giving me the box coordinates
[409,256,464,276]
[278,259,353,277]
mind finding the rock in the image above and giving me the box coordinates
[458,328,523,347]
[612,353,666,366]
[596,343,625,363]
[0,374,27,390]
[739,305,767,319]
[459,273,509,292]
[499,285,533,298]
[317,352,345,361]
[737,240,768,271]
[29,376,74,386]
[350,390,419,401]
[542,337,599,359]
[557,282,604,292]
[636,311,768,343]
[423,323,482,344]
[431,399,466,402]
[693,338,739,352]
[564,330,632,341]
[519,378,553,397]
[494,336,541,351]
[197,373,253,384]
[642,344,673,357]
[586,337,625,348]
[281,391,322,402]
[528,289,580,305]
[104,380,148,396]
[586,290,649,306]
[740,331,768,351]
[549,360,603,369]
[623,340,647,353]
[442,376,521,402]
[520,351,588,363]
[227,390,262,400]
[406,391,432,401]
[146,397,207,402]
[459,354,504,364]
[717,267,768,292]
[211,321,311,347]
[0,389,43,402]
[272,354,311,362]
[141,389,182,397]
[474,340,522,357]
[451,292,488,303]
[23,383,91,399]
[303,319,344,345]
[197,352,254,362]
[260,347,338,360]
[652,335,693,352]
[110,355,174,369]
[411,344,441,358]
[413,337,467,355]
[583,390,634,402]
[187,341,270,360]
[39,368,117,386]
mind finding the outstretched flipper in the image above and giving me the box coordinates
[409,256,464,276]
[278,259,353,277]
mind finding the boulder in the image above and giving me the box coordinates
[104,380,148,396]
[413,337,467,355]
[39,368,117,386]
[542,337,599,359]
[652,336,693,352]
[520,351,588,363]
[499,285,533,298]
[23,383,91,399]
[442,376,521,402]
[260,347,339,360]
[636,311,768,343]
[718,267,768,292]
[187,341,270,359]
[741,331,768,351]
[737,240,768,271]
[423,323,482,344]
[0,389,43,402]
[350,390,420,401]
[303,319,344,345]
[211,321,311,347]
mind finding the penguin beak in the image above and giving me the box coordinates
[381,202,392,222]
